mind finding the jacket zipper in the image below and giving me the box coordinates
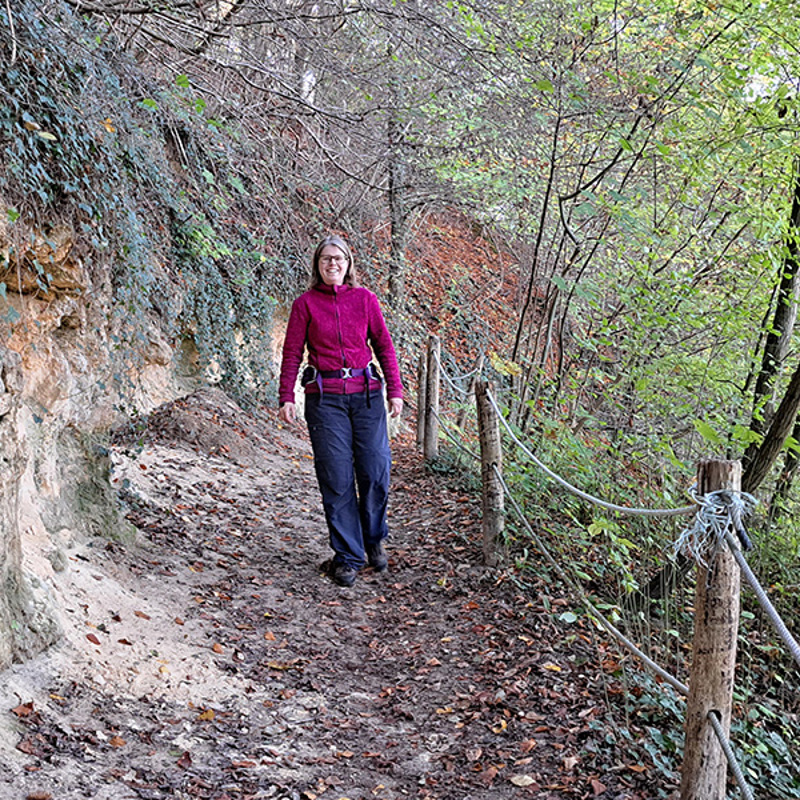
[333,286,346,368]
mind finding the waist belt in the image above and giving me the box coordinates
[302,363,382,405]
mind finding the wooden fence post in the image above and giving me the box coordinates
[416,351,427,450]
[680,459,742,800]
[424,335,440,461]
[475,380,504,566]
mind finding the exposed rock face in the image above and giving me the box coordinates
[0,215,202,669]
[0,346,27,666]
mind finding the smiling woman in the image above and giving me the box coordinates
[277,235,404,587]
[309,236,357,288]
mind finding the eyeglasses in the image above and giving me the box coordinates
[320,255,347,264]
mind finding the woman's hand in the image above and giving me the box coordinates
[389,397,404,418]
[278,402,297,424]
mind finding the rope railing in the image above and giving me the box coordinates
[486,388,697,518]
[435,349,484,382]
[707,710,755,800]
[433,360,798,654]
[723,530,800,669]
[423,342,797,796]
[493,463,689,696]
[433,350,479,396]
[429,407,481,462]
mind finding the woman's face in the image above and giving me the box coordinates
[318,245,349,286]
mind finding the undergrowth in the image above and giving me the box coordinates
[431,388,800,797]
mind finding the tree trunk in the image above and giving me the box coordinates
[743,357,800,493]
[769,414,800,518]
[386,37,409,309]
[743,163,800,469]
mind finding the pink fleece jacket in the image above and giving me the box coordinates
[278,283,403,405]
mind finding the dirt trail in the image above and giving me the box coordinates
[1,389,666,800]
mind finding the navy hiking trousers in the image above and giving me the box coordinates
[304,389,391,570]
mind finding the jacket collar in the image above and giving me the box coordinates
[313,282,350,295]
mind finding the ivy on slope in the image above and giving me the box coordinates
[0,1,287,405]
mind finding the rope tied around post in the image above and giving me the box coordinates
[674,487,758,569]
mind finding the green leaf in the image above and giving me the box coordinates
[693,419,722,446]
[534,79,554,93]
[559,611,579,623]
[587,520,607,537]
[731,424,761,446]
[176,74,191,88]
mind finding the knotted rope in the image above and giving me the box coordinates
[674,487,757,569]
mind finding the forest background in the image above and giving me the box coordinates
[0,0,799,796]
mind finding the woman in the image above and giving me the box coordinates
[278,235,404,587]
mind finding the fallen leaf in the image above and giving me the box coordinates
[87,633,101,646]
[481,766,498,785]
[563,755,580,770]
[11,702,34,718]
[543,662,562,672]
[265,659,300,670]
[26,792,53,800]
[590,777,607,795]
[627,764,648,773]
[510,775,537,787]
[520,739,537,753]
[197,709,215,721]
[134,610,151,620]
[264,631,276,641]
[110,736,126,748]
[177,751,192,769]
[117,639,133,646]
[212,643,224,654]
[491,719,507,733]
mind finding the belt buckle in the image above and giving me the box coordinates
[340,367,353,379]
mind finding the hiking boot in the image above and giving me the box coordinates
[331,561,357,587]
[366,541,388,572]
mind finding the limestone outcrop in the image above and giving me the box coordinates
[0,214,202,669]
